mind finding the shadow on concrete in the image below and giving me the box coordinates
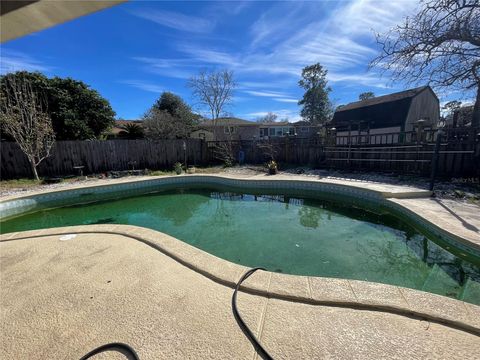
[433,199,479,232]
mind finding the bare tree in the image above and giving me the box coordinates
[188,69,235,135]
[256,140,279,161]
[370,0,480,127]
[256,112,278,123]
[212,141,236,167]
[0,75,55,180]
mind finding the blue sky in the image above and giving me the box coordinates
[1,0,452,121]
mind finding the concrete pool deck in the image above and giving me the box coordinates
[1,231,479,359]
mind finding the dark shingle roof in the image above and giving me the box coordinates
[292,121,320,126]
[200,117,257,126]
[258,121,291,126]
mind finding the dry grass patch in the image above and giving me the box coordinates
[1,178,42,191]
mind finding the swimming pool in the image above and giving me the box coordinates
[1,185,479,305]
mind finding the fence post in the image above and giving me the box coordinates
[429,129,443,192]
[182,141,187,168]
[285,136,289,163]
[347,125,352,167]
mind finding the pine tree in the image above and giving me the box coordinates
[298,63,332,125]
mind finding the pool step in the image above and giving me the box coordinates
[459,278,480,303]
[421,264,461,299]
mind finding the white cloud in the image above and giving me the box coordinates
[249,3,305,48]
[238,80,291,89]
[132,57,194,79]
[177,45,240,66]
[0,49,50,74]
[245,0,416,84]
[332,0,418,36]
[207,1,251,16]
[131,9,215,33]
[274,98,299,103]
[168,0,417,90]
[120,80,163,93]
[241,90,298,104]
[327,72,391,88]
[243,90,290,98]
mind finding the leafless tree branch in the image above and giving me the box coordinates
[0,75,55,180]
[370,0,480,126]
[188,69,235,137]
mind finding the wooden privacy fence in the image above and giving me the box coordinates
[325,127,480,176]
[1,139,208,179]
[206,127,479,177]
[1,127,478,179]
[206,138,325,165]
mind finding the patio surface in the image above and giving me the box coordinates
[1,232,479,359]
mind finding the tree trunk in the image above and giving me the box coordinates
[30,159,40,181]
[473,85,480,128]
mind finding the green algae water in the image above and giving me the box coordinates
[1,187,479,305]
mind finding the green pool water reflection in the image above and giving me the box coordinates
[1,188,479,305]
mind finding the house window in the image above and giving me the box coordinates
[224,126,236,134]
[269,128,275,136]
[300,127,308,133]
[260,128,268,137]
[199,132,206,140]
[289,128,295,135]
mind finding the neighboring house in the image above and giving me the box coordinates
[191,117,259,141]
[190,128,215,141]
[292,121,322,138]
[331,86,440,145]
[111,119,143,137]
[190,118,323,141]
[258,121,321,139]
[258,121,295,139]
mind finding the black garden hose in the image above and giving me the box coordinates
[79,342,140,360]
[80,267,272,360]
[232,267,274,360]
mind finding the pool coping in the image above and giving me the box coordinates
[0,173,432,203]
[1,224,479,336]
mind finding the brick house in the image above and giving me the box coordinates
[190,118,259,141]
[191,117,322,141]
